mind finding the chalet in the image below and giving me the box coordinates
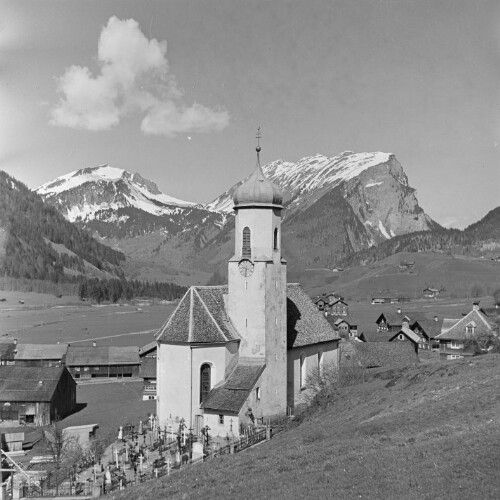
[435,302,497,360]
[65,345,140,379]
[314,293,347,315]
[326,316,357,340]
[0,366,76,426]
[388,327,421,353]
[328,298,349,316]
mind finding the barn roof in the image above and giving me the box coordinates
[66,346,139,366]
[342,341,418,369]
[435,309,495,340]
[14,344,67,360]
[156,284,339,348]
[202,363,265,414]
[0,366,67,402]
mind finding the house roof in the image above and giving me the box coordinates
[65,346,140,366]
[14,344,67,361]
[157,284,339,349]
[435,309,495,340]
[341,341,418,369]
[139,341,157,357]
[360,331,395,343]
[376,312,427,326]
[140,357,156,379]
[286,284,339,349]
[391,327,422,343]
[156,286,239,344]
[413,318,443,339]
[202,363,265,414]
[0,366,68,402]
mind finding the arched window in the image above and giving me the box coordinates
[242,227,251,258]
[273,228,278,250]
[200,363,211,403]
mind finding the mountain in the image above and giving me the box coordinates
[0,170,125,282]
[36,152,439,280]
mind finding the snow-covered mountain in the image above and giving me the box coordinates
[37,165,195,223]
[36,151,439,272]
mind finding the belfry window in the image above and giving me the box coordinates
[200,363,211,403]
[273,228,278,250]
[242,227,251,258]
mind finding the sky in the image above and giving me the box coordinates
[1,0,499,229]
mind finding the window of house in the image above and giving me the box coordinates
[200,364,211,404]
[465,325,475,334]
[242,227,251,258]
[450,354,462,360]
[84,367,89,371]
[255,387,261,400]
[399,334,404,340]
[300,354,306,389]
[75,367,80,372]
[450,341,463,349]
[219,415,224,424]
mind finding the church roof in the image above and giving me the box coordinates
[156,284,338,348]
[287,284,339,348]
[156,286,239,344]
[233,165,283,208]
[202,363,265,414]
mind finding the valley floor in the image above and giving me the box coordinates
[108,354,500,500]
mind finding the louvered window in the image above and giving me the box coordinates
[273,228,278,250]
[242,227,251,258]
[200,364,211,403]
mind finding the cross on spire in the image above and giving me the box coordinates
[256,127,262,167]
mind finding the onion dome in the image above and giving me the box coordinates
[233,133,283,208]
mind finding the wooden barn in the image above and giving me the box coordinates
[65,345,140,379]
[0,366,76,426]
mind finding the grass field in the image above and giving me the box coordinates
[108,354,500,500]
[0,291,175,347]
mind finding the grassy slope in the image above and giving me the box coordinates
[109,355,500,500]
[292,251,500,300]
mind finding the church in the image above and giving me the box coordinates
[156,140,339,437]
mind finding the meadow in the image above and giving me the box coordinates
[0,291,175,347]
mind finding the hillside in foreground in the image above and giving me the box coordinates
[110,354,500,500]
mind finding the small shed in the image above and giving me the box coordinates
[0,366,76,425]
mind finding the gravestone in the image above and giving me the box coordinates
[192,442,204,463]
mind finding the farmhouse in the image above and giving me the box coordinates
[65,345,140,379]
[435,302,496,360]
[0,366,76,425]
[156,142,339,437]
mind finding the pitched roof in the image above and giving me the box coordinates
[156,286,239,343]
[65,346,139,366]
[376,312,427,326]
[413,318,443,339]
[391,327,422,343]
[341,341,418,369]
[202,363,265,414]
[139,341,156,357]
[140,357,156,379]
[436,309,495,340]
[0,366,67,402]
[14,344,67,360]
[360,331,395,342]
[286,284,339,349]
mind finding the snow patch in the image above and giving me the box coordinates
[366,181,383,188]
[378,220,391,239]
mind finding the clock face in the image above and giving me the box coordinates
[238,259,254,277]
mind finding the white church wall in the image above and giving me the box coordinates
[204,412,240,438]
[287,341,339,409]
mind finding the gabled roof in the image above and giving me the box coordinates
[287,284,339,349]
[66,346,139,366]
[156,286,239,344]
[0,366,69,402]
[360,331,395,343]
[391,327,422,343]
[139,341,157,357]
[202,363,265,414]
[436,309,495,340]
[376,312,427,326]
[412,318,443,339]
[14,344,67,361]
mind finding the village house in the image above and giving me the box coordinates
[156,142,339,437]
[0,366,76,425]
[139,341,157,400]
[314,294,348,316]
[435,302,497,360]
[326,316,358,340]
[65,345,140,379]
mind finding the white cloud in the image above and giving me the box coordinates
[50,17,229,135]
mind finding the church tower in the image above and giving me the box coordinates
[227,130,288,417]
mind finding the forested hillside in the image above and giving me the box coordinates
[336,207,500,268]
[0,171,125,281]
